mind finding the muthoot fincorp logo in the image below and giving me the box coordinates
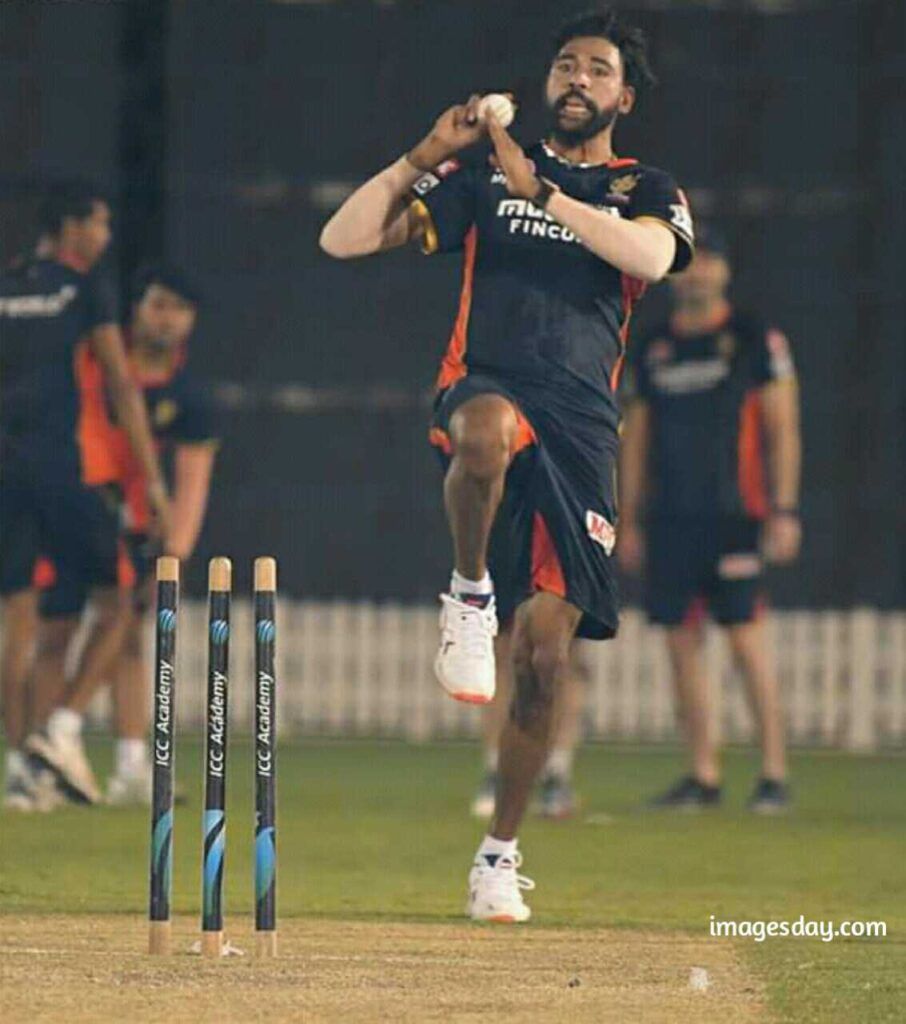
[496,198,618,243]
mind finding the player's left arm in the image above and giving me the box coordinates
[166,442,217,561]
[485,114,690,282]
[758,329,801,564]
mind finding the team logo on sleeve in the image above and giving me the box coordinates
[585,510,616,555]
[412,157,461,196]
[412,173,441,196]
[669,201,693,238]
[609,173,639,195]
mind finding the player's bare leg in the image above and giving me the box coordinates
[471,628,514,817]
[435,394,518,703]
[30,617,79,729]
[667,623,719,784]
[112,616,147,740]
[727,617,790,812]
[649,623,722,810]
[1,590,41,808]
[467,592,581,922]
[537,653,584,818]
[26,586,131,804]
[1,591,39,749]
[107,613,153,804]
[494,594,581,836]
[473,630,584,819]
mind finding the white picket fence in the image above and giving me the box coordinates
[80,602,906,752]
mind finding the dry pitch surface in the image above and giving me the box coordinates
[0,915,766,1023]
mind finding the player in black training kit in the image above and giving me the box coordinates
[618,226,800,814]
[0,181,170,809]
[320,9,693,920]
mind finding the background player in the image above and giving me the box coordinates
[471,632,584,820]
[1,181,170,810]
[321,9,694,920]
[28,265,217,806]
[618,225,800,812]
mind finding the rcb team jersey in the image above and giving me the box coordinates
[413,141,694,638]
[0,257,118,481]
[411,141,694,431]
[0,256,122,594]
[628,308,797,520]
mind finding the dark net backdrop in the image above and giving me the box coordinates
[1,0,903,606]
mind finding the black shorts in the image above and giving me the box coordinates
[38,531,157,619]
[0,471,122,598]
[645,516,765,626]
[430,373,619,640]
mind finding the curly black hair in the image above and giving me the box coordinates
[552,7,657,91]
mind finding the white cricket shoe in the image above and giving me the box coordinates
[2,758,61,812]
[467,849,535,923]
[25,730,102,805]
[107,770,153,807]
[3,773,37,812]
[434,593,498,704]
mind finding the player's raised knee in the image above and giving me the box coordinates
[449,396,518,479]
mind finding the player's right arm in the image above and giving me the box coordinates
[319,96,484,258]
[617,397,651,576]
[91,325,172,540]
[166,443,217,561]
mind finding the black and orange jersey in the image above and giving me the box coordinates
[113,355,217,532]
[410,142,694,433]
[0,256,118,481]
[627,308,796,519]
[73,341,121,486]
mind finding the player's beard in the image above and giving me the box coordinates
[547,90,620,147]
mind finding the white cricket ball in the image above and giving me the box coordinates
[478,93,515,128]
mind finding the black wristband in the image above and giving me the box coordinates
[533,178,556,210]
[771,505,799,517]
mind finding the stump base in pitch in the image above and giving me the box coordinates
[256,930,278,957]
[149,920,171,956]
[201,930,224,957]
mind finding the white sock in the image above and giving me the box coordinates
[5,749,26,779]
[477,834,518,863]
[546,747,574,780]
[484,748,499,773]
[451,569,493,596]
[47,708,83,741]
[116,739,148,777]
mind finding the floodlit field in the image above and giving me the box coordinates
[1,740,904,1022]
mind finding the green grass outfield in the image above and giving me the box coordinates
[2,739,904,1022]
